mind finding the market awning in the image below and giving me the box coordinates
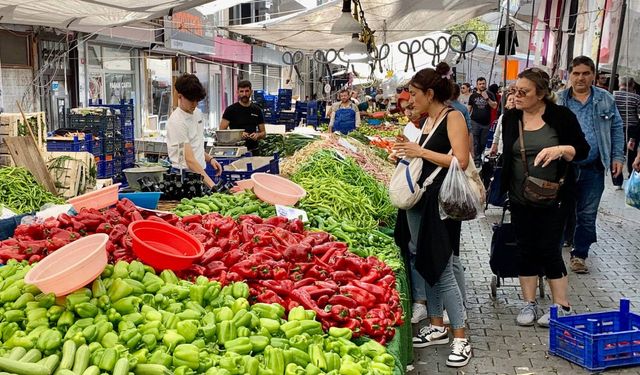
[0,0,214,29]
[226,0,497,50]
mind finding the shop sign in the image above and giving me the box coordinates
[164,9,216,55]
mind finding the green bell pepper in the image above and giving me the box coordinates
[11,293,34,310]
[160,269,179,285]
[189,285,207,306]
[128,261,145,281]
[231,282,249,299]
[259,318,281,335]
[249,336,270,353]
[36,329,62,353]
[149,349,173,367]
[217,321,237,345]
[91,279,107,298]
[285,363,305,375]
[3,309,24,323]
[177,320,198,343]
[329,327,353,340]
[308,344,327,370]
[112,261,129,279]
[244,355,259,375]
[225,337,252,355]
[338,360,363,375]
[75,302,99,318]
[162,330,186,352]
[288,335,309,352]
[269,337,290,350]
[216,307,234,322]
[97,347,118,372]
[119,328,142,349]
[305,363,322,375]
[325,352,341,372]
[265,346,285,375]
[236,326,251,338]
[112,296,141,315]
[287,307,307,321]
[123,279,145,295]
[232,309,253,328]
[108,279,134,302]
[251,303,285,320]
[142,273,165,293]
[173,344,200,370]
[285,347,311,367]
[47,305,65,323]
[101,332,119,348]
[359,340,386,359]
[280,321,303,339]
[231,298,250,314]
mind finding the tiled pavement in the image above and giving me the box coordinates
[410,180,640,374]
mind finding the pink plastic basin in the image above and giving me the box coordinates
[128,220,204,271]
[68,183,121,211]
[251,173,306,206]
[24,234,108,296]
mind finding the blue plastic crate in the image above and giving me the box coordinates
[212,152,253,167]
[47,134,91,152]
[123,124,134,140]
[549,299,640,372]
[0,213,33,241]
[206,153,279,183]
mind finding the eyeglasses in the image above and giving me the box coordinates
[510,88,531,97]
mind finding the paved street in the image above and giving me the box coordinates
[410,180,640,374]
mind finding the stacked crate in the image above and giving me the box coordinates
[261,95,278,124]
[277,89,292,110]
[88,99,136,175]
[0,112,47,166]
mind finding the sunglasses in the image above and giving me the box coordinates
[510,88,531,97]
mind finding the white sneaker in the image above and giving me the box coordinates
[412,325,449,348]
[446,338,472,367]
[411,303,428,324]
[537,304,573,328]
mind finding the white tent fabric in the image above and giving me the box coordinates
[226,0,497,50]
[0,0,214,29]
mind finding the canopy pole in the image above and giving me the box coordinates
[608,0,627,92]
[488,0,505,85]
[551,0,567,78]
[526,0,536,67]
[503,0,510,89]
[594,2,607,71]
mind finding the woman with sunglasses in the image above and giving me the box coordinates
[500,68,590,327]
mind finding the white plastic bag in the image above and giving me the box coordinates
[439,157,484,221]
[625,170,640,209]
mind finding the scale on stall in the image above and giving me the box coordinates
[206,129,249,157]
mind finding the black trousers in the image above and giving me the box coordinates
[511,201,568,279]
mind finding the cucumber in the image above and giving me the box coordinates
[8,347,27,361]
[81,365,100,375]
[58,340,77,370]
[112,358,130,375]
[19,349,42,363]
[72,345,90,374]
[133,363,173,375]
[57,370,76,375]
[0,357,50,375]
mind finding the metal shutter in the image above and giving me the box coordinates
[266,66,281,95]
[249,64,264,91]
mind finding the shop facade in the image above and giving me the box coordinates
[248,45,285,95]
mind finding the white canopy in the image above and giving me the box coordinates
[226,0,497,50]
[0,0,214,29]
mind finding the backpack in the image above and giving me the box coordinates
[389,110,451,210]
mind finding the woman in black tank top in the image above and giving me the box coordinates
[392,62,473,368]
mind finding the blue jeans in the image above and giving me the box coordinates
[407,210,467,309]
[571,163,605,259]
[424,256,466,329]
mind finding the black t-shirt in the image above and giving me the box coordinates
[222,102,265,150]
[469,91,496,126]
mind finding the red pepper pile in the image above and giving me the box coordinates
[0,200,403,343]
[0,199,178,264]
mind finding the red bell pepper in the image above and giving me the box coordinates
[332,270,358,284]
[287,219,304,233]
[258,279,292,296]
[256,289,286,306]
[264,216,289,228]
[299,286,334,299]
[339,285,375,308]
[329,305,350,322]
[327,294,358,309]
[109,224,127,243]
[293,277,315,290]
[334,256,365,276]
[239,214,263,224]
[182,214,202,224]
[229,259,259,279]
[200,247,224,264]
[204,261,227,277]
[349,280,387,300]
[222,249,245,267]
[289,289,330,319]
[283,244,312,262]
[272,267,288,280]
[96,223,113,234]
[343,318,361,335]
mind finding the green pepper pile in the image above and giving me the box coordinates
[0,259,395,375]
[0,167,64,214]
[172,192,276,218]
[257,134,320,158]
[290,150,396,227]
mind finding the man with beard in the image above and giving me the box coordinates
[329,89,360,134]
[219,80,266,154]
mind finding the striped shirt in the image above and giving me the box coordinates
[614,90,640,129]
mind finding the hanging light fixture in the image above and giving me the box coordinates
[344,33,368,61]
[331,0,362,35]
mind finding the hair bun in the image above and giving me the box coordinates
[435,62,451,76]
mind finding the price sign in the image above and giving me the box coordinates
[275,205,308,222]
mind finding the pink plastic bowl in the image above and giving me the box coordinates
[24,234,108,296]
[68,183,121,211]
[251,173,306,206]
[128,220,204,271]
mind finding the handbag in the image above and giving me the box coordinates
[388,109,452,210]
[518,121,565,206]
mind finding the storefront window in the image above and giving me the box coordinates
[105,73,134,104]
[145,58,173,126]
[194,62,210,129]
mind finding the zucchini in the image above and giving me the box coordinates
[57,370,76,375]
[8,347,27,361]
[112,358,130,375]
[0,357,50,375]
[58,340,77,370]
[134,363,173,375]
[19,349,42,363]
[81,365,100,375]
[43,354,60,373]
[72,345,90,374]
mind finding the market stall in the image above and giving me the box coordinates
[0,127,413,374]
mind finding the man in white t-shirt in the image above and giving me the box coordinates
[166,74,222,188]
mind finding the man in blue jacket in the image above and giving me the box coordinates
[558,56,625,274]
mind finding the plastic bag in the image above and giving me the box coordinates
[439,157,484,221]
[625,170,640,209]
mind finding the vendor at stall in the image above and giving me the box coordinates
[328,89,360,134]
[166,73,222,189]
[219,80,266,154]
